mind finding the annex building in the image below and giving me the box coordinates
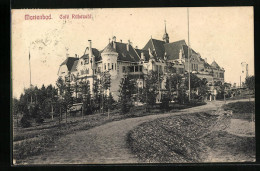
[58,23,225,101]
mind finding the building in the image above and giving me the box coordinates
[240,62,248,87]
[58,22,225,101]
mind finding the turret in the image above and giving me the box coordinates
[163,20,169,43]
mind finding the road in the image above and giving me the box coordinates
[21,99,250,164]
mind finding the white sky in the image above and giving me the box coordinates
[11,7,254,98]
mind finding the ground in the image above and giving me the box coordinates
[15,99,254,164]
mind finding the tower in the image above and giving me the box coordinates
[241,62,248,87]
[162,20,169,43]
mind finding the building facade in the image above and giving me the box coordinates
[58,23,225,101]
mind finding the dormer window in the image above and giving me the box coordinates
[84,58,89,64]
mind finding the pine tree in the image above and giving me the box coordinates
[142,71,163,112]
[118,74,136,114]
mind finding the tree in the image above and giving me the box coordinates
[56,77,66,122]
[118,74,137,114]
[12,98,20,126]
[142,71,163,111]
[99,71,111,113]
[197,78,209,101]
[245,75,255,93]
[79,80,92,116]
[165,73,182,101]
[92,78,101,112]
[63,80,73,123]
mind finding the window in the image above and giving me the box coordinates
[104,63,106,70]
[98,67,101,73]
[84,58,89,64]
[164,66,167,72]
[115,63,116,70]
[108,63,110,70]
[139,66,143,72]
[112,63,114,70]
[123,66,126,73]
[135,66,138,72]
[129,66,134,72]
[159,65,162,72]
[86,69,89,74]
[179,68,184,74]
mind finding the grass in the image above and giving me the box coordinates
[127,109,255,163]
[127,112,218,163]
[13,102,206,163]
[223,101,255,121]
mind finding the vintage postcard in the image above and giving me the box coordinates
[11,7,255,165]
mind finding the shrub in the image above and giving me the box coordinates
[20,115,31,128]
[160,94,170,112]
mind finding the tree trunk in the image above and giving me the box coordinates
[51,105,54,121]
[65,109,67,124]
[59,107,61,125]
[82,103,84,118]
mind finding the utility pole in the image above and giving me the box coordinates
[187,8,191,101]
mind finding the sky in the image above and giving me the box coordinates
[11,7,254,98]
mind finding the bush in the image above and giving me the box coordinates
[20,115,31,128]
[35,116,44,124]
[160,94,170,112]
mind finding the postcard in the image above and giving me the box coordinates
[11,7,255,165]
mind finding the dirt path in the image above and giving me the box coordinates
[21,99,251,164]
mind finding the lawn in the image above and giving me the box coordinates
[223,101,255,121]
[13,102,205,163]
[127,103,255,163]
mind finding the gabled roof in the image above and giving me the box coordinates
[135,49,150,61]
[200,58,212,69]
[60,57,79,71]
[164,40,187,60]
[71,60,78,72]
[211,61,220,69]
[143,38,166,59]
[102,43,117,53]
[81,48,101,62]
[101,42,140,63]
[182,45,198,59]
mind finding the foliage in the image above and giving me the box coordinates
[245,75,255,92]
[142,71,163,111]
[118,74,137,114]
[165,74,182,101]
[177,86,189,104]
[20,114,31,128]
[160,93,170,112]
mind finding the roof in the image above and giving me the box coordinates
[143,38,165,59]
[102,41,140,63]
[182,45,198,59]
[164,40,187,60]
[102,43,117,53]
[143,39,190,61]
[81,48,101,62]
[71,60,78,72]
[135,49,150,61]
[211,61,220,69]
[60,57,79,71]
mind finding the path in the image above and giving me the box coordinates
[21,99,251,164]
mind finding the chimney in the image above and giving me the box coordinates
[127,40,130,51]
[75,54,77,58]
[88,40,94,68]
[141,52,145,61]
[135,46,138,49]
[112,36,116,42]
[120,39,122,43]
[179,49,182,60]
[113,41,116,50]
[205,58,207,63]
